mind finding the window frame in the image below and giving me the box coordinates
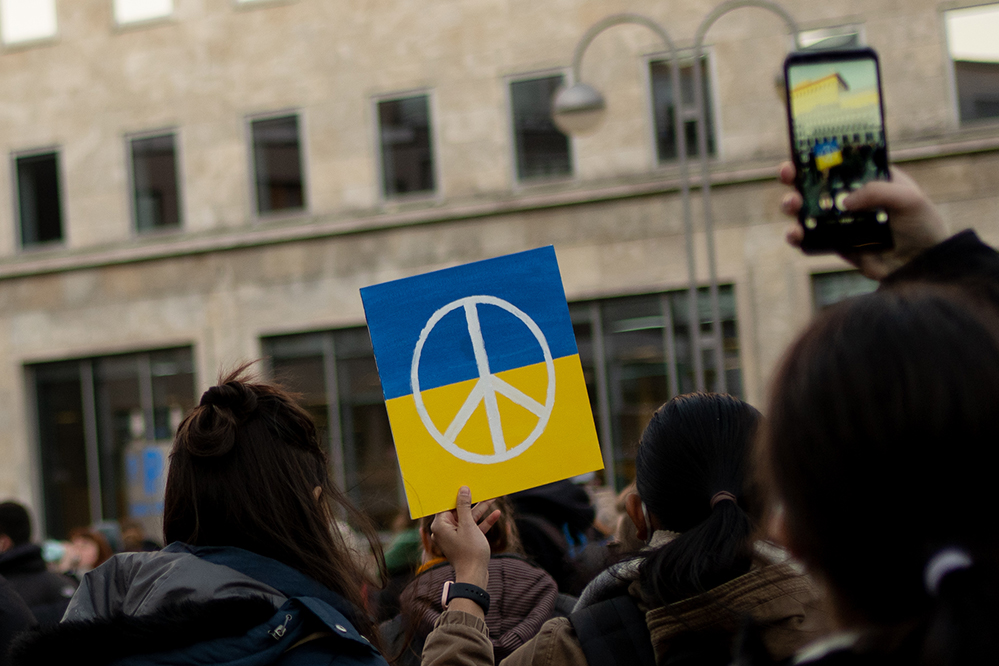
[371,89,442,203]
[0,0,58,48]
[11,146,66,250]
[941,2,999,128]
[27,347,197,540]
[111,0,174,27]
[643,47,722,167]
[245,109,309,219]
[504,68,575,189]
[125,128,184,235]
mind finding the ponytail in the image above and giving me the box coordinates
[633,393,761,606]
[640,496,754,605]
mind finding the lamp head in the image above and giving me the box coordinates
[551,82,607,136]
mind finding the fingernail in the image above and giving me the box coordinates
[459,486,470,500]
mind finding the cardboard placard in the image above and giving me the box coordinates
[361,246,603,518]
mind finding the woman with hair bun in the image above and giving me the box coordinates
[12,365,389,666]
[421,393,828,666]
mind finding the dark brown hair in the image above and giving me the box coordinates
[68,527,113,569]
[163,363,383,644]
[764,288,999,662]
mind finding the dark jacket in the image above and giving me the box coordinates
[11,542,387,666]
[0,575,35,666]
[881,229,999,305]
[382,554,557,665]
[421,540,828,666]
[0,544,76,627]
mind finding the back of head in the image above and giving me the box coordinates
[0,502,31,546]
[637,393,762,605]
[163,364,380,633]
[764,288,999,663]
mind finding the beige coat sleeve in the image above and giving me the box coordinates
[422,611,587,666]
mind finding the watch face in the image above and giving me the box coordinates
[441,580,453,610]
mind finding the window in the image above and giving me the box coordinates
[15,151,63,247]
[251,115,305,215]
[650,56,715,161]
[113,0,172,25]
[130,134,181,232]
[797,25,862,52]
[945,4,999,123]
[510,75,572,181]
[31,348,195,539]
[0,0,56,45]
[812,270,877,310]
[262,329,399,531]
[377,95,435,197]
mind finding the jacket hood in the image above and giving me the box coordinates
[399,554,557,660]
[646,558,829,662]
[63,546,287,623]
[12,543,384,666]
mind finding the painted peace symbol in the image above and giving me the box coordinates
[410,295,556,465]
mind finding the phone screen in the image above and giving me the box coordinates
[785,50,892,251]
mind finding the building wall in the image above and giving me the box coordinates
[1,0,998,530]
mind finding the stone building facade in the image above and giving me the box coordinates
[0,0,997,538]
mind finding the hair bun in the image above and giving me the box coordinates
[199,382,258,414]
[183,382,258,458]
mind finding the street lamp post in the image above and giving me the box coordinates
[554,2,801,400]
[552,13,708,396]
[691,0,800,395]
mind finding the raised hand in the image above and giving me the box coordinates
[430,486,501,591]
[779,161,949,280]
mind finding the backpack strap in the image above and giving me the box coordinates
[569,595,656,666]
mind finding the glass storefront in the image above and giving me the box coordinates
[31,348,196,540]
[263,285,741,519]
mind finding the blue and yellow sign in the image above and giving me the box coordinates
[361,246,603,518]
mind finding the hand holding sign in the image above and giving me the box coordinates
[361,246,604,518]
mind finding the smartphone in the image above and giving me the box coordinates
[783,48,893,253]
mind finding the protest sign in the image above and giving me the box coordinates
[361,246,603,518]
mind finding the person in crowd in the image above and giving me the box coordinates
[0,502,77,627]
[380,497,558,665]
[58,527,113,578]
[11,366,389,666]
[509,480,609,596]
[423,392,829,666]
[0,575,35,666]
[760,286,999,665]
[778,162,999,302]
[751,161,999,665]
[371,510,422,624]
[119,519,161,553]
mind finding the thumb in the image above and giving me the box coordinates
[843,180,919,212]
[455,486,473,525]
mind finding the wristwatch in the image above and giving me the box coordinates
[441,580,490,615]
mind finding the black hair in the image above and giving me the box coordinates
[764,287,999,664]
[0,501,31,546]
[636,393,762,605]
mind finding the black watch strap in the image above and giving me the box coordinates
[442,581,490,615]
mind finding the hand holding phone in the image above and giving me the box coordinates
[784,47,893,253]
[779,162,949,280]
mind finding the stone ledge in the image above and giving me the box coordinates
[2,134,998,281]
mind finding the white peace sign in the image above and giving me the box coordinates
[411,295,556,464]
